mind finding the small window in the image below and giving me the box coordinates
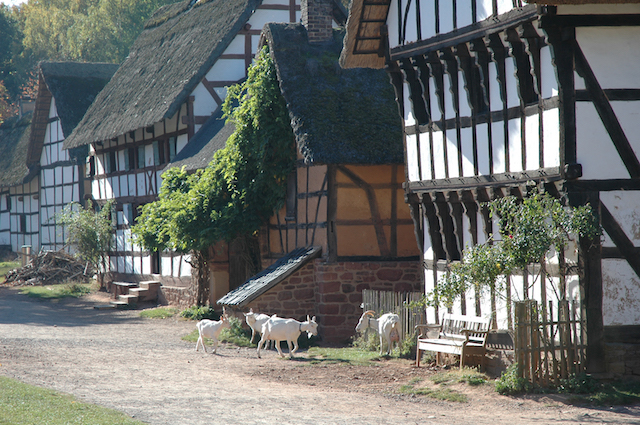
[5,195,11,211]
[105,151,117,174]
[137,146,146,169]
[19,214,27,234]
[168,137,177,162]
[85,156,96,177]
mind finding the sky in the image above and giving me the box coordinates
[2,0,26,6]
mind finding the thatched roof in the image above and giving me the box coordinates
[165,109,234,172]
[0,113,33,188]
[217,246,322,307]
[29,61,118,165]
[339,0,389,70]
[63,0,262,149]
[264,23,403,164]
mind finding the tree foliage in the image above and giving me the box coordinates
[132,47,294,304]
[56,200,115,288]
[430,188,601,308]
[0,0,174,110]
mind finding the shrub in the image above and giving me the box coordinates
[179,305,219,321]
[557,373,601,394]
[218,316,252,347]
[494,364,532,395]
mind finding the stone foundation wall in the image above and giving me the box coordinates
[159,285,197,308]
[604,343,640,378]
[244,259,422,343]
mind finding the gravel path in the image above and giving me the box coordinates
[1,287,639,425]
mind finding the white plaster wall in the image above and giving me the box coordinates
[446,129,459,178]
[577,27,640,89]
[476,124,490,175]
[387,0,401,49]
[543,109,560,168]
[558,4,640,14]
[525,114,540,171]
[602,259,640,326]
[577,102,629,180]
[461,126,474,177]
[433,132,446,179]
[601,191,640,246]
[419,132,433,181]
[492,121,506,174]
[406,133,419,181]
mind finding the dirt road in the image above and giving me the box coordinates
[1,287,639,425]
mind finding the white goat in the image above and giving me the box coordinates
[243,308,271,344]
[257,315,318,358]
[195,316,230,354]
[355,310,401,355]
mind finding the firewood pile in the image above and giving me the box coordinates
[3,250,92,286]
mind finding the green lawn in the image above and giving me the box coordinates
[18,282,93,300]
[0,376,144,425]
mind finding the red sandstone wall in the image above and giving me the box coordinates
[245,259,422,343]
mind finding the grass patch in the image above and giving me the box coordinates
[19,282,93,300]
[179,305,219,321]
[305,346,383,366]
[139,307,179,319]
[430,368,488,386]
[0,376,143,424]
[0,260,20,282]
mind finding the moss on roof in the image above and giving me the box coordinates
[263,24,402,165]
[0,113,33,188]
[64,0,261,149]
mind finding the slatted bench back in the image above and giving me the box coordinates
[441,313,490,344]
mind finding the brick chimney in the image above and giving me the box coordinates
[301,0,333,44]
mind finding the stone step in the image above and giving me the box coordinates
[108,301,130,308]
[118,294,139,305]
[94,304,117,310]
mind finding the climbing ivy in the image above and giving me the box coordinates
[132,46,295,304]
[429,187,601,308]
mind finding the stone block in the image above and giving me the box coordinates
[293,288,315,300]
[277,291,293,301]
[376,268,404,281]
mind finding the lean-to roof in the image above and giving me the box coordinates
[63,0,261,149]
[29,61,118,165]
[264,23,402,165]
[217,246,322,307]
[0,113,33,188]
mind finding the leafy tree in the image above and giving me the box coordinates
[56,200,115,289]
[132,46,295,305]
[430,187,601,309]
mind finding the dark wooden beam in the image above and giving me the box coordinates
[390,5,538,61]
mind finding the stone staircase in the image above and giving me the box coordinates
[95,280,161,309]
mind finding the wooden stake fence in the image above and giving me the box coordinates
[361,290,426,337]
[515,300,587,387]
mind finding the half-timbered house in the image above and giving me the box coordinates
[217,11,421,342]
[340,0,640,375]
[63,0,329,301]
[0,113,33,252]
[31,62,118,252]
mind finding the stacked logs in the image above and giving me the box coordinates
[4,251,91,286]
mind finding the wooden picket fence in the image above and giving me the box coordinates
[514,299,587,387]
[361,289,426,337]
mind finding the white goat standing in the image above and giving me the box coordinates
[257,315,318,358]
[243,308,271,344]
[355,310,401,355]
[195,316,230,354]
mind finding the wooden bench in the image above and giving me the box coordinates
[415,313,490,369]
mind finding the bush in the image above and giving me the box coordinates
[179,305,219,321]
[218,316,252,347]
[557,372,601,394]
[494,364,532,395]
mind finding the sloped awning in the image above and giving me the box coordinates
[216,246,322,307]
